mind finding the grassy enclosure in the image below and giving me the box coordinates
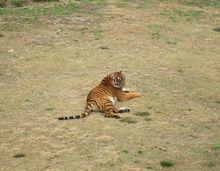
[0,0,220,170]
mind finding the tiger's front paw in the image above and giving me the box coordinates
[136,92,141,98]
[122,88,130,93]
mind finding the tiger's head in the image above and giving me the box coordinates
[110,70,125,88]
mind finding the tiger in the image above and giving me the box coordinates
[58,70,141,120]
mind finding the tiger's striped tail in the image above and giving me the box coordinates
[58,108,92,120]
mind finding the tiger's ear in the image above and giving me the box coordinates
[110,73,115,79]
[119,70,123,74]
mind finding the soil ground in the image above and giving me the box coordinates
[0,0,220,170]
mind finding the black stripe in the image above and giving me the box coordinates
[92,99,101,108]
[87,103,92,108]
[101,76,111,86]
[75,115,80,119]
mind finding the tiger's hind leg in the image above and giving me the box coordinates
[105,110,121,119]
[103,103,121,119]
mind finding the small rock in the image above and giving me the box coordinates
[8,49,14,52]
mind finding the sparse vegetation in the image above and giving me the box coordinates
[177,69,184,73]
[119,117,137,124]
[0,0,6,7]
[180,0,220,8]
[145,117,152,121]
[32,0,58,1]
[159,0,220,8]
[160,160,174,167]
[137,150,143,154]
[134,111,150,117]
[98,46,108,50]
[1,22,22,32]
[213,27,220,32]
[0,3,79,16]
[134,160,140,163]
[122,149,129,153]
[10,0,26,7]
[45,107,54,111]
[206,160,216,168]
[160,8,203,22]
[13,153,26,158]
[212,141,220,150]
[116,1,127,8]
[92,29,104,38]
[151,32,161,40]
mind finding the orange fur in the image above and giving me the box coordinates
[58,71,141,120]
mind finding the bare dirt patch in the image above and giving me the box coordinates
[0,0,220,170]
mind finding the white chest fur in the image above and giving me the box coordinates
[108,96,117,105]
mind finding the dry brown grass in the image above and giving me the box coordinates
[0,0,220,170]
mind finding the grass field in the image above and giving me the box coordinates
[0,0,220,170]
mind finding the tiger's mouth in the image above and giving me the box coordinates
[114,81,121,88]
[113,77,124,88]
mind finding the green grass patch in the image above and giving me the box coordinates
[82,0,108,6]
[13,153,26,158]
[82,0,94,3]
[96,0,107,5]
[119,117,137,124]
[91,29,104,38]
[184,10,203,21]
[212,141,220,150]
[116,2,128,8]
[81,0,107,5]
[0,3,79,16]
[50,4,79,15]
[10,0,26,7]
[160,8,203,22]
[160,0,220,8]
[160,160,174,167]
[136,2,148,10]
[206,160,216,168]
[134,111,150,117]
[32,0,58,1]
[180,0,220,8]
